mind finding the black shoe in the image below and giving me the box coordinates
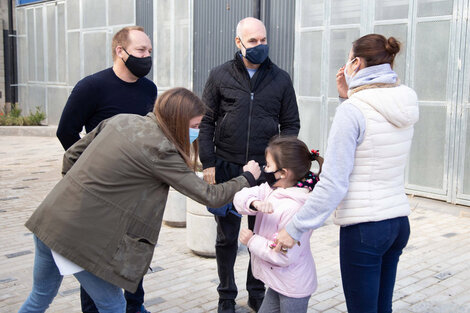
[248,297,264,312]
[218,299,236,313]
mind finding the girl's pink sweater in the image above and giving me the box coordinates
[233,182,317,298]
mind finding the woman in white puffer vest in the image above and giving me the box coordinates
[273,34,419,313]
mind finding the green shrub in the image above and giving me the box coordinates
[10,103,22,118]
[0,105,46,126]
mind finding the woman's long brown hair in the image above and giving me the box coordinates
[153,88,205,170]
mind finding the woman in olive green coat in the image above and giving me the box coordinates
[19,88,260,313]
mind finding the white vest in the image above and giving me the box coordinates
[334,85,419,226]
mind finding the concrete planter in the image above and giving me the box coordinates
[186,197,217,257]
[163,188,187,227]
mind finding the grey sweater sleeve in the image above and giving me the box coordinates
[285,101,366,240]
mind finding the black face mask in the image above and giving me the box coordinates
[240,40,269,64]
[263,166,281,188]
[122,48,152,78]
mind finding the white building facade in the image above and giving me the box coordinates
[15,0,470,205]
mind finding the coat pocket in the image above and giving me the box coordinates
[112,233,155,282]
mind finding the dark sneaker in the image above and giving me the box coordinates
[218,299,236,313]
[247,297,264,312]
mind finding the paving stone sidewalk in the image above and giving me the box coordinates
[1,135,469,313]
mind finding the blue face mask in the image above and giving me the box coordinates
[189,128,199,144]
[241,41,269,64]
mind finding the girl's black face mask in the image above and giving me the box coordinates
[263,166,281,187]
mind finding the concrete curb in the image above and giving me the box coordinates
[0,125,57,137]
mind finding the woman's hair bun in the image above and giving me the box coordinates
[385,37,400,55]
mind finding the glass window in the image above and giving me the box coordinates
[18,86,27,113]
[463,110,470,194]
[328,28,360,97]
[82,0,106,28]
[46,87,69,124]
[17,37,27,84]
[298,99,323,151]
[408,106,446,189]
[330,0,361,25]
[155,0,191,89]
[66,0,79,30]
[83,32,107,77]
[174,23,190,88]
[108,0,134,26]
[155,0,171,87]
[27,85,45,116]
[67,31,81,85]
[57,3,66,82]
[414,20,450,101]
[16,8,26,35]
[46,5,57,82]
[27,9,34,81]
[35,7,44,82]
[374,24,407,82]
[300,0,323,27]
[175,0,189,20]
[298,31,322,97]
[375,0,409,20]
[417,0,453,17]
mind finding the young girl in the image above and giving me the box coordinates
[233,136,323,313]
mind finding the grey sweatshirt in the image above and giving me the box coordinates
[285,99,365,240]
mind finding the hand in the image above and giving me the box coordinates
[336,66,349,99]
[239,228,254,245]
[203,167,216,185]
[251,200,273,214]
[243,160,261,180]
[273,228,297,252]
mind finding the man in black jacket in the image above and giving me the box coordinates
[198,17,300,313]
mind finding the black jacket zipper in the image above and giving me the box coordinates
[245,92,254,163]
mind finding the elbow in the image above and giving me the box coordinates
[206,198,231,209]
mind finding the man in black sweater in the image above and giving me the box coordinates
[56,26,157,313]
[57,26,157,151]
[198,17,300,313]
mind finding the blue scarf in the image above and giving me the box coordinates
[348,63,398,89]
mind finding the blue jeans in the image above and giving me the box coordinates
[340,216,410,313]
[80,280,145,313]
[19,235,126,313]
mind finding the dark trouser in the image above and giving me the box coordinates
[339,216,410,313]
[81,279,145,313]
[214,158,265,300]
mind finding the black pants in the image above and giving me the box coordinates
[214,158,265,300]
[81,279,144,313]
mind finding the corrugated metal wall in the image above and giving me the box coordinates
[136,0,154,80]
[193,1,295,96]
[193,0,253,96]
[262,0,295,77]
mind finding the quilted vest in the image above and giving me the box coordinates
[334,86,417,226]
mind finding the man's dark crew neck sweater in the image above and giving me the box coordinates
[57,67,157,150]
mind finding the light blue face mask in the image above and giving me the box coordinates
[189,128,200,144]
